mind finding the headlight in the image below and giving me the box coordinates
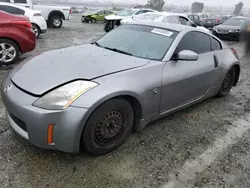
[33,80,98,110]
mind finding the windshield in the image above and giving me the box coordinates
[96,25,178,61]
[116,10,137,16]
[223,19,245,26]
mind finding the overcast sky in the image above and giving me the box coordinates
[109,0,250,8]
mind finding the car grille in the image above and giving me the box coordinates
[10,113,27,132]
[216,29,230,34]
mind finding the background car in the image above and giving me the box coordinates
[81,10,113,23]
[121,12,210,33]
[2,22,240,155]
[0,11,36,64]
[0,2,47,38]
[104,8,156,32]
[186,13,203,26]
[213,16,248,41]
[200,17,222,29]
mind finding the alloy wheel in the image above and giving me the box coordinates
[32,25,39,37]
[0,43,17,64]
[53,18,61,27]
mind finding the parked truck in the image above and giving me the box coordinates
[1,0,72,28]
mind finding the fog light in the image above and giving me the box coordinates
[47,124,54,145]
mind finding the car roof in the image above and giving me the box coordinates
[136,12,189,18]
[124,21,198,32]
[230,16,249,20]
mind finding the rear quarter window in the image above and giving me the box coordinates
[211,37,222,51]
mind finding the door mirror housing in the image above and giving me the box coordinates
[191,22,197,27]
[177,50,199,61]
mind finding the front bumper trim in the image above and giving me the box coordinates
[6,111,29,140]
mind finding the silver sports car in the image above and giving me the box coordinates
[1,22,240,155]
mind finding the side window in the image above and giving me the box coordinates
[211,37,222,51]
[0,5,4,10]
[188,15,193,21]
[98,10,104,14]
[176,31,211,54]
[135,10,144,15]
[194,15,200,21]
[179,16,189,25]
[163,16,181,24]
[14,0,27,3]
[1,5,25,15]
[0,0,11,2]
[144,10,153,13]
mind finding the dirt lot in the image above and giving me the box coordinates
[1,14,250,188]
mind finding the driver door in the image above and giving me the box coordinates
[160,31,216,113]
[96,10,105,21]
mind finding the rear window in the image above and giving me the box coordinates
[97,24,178,61]
[0,5,25,15]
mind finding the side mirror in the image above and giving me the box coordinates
[191,22,197,27]
[177,50,199,61]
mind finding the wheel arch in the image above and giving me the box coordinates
[31,23,41,33]
[48,10,65,21]
[232,64,240,86]
[0,37,21,53]
[77,92,143,150]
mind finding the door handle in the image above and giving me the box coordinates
[213,55,219,68]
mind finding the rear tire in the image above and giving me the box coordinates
[0,38,19,65]
[82,98,134,155]
[217,67,236,97]
[50,16,63,28]
[32,23,40,38]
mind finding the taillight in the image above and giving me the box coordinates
[33,13,41,16]
[216,18,221,22]
[231,47,239,59]
[69,9,72,14]
[12,20,32,28]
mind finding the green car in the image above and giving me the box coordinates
[81,10,114,23]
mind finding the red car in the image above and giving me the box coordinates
[0,11,36,64]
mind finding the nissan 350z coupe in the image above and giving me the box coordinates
[2,22,240,155]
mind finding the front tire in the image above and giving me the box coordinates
[82,98,134,155]
[0,38,19,65]
[91,18,97,23]
[50,16,63,28]
[217,67,236,97]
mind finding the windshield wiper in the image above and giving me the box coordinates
[104,46,133,56]
[91,41,102,47]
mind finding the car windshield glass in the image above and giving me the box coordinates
[223,19,245,26]
[116,10,137,16]
[96,25,178,61]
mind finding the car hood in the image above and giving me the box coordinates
[214,24,240,30]
[11,44,149,95]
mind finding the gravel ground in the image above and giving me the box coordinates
[0,14,250,188]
